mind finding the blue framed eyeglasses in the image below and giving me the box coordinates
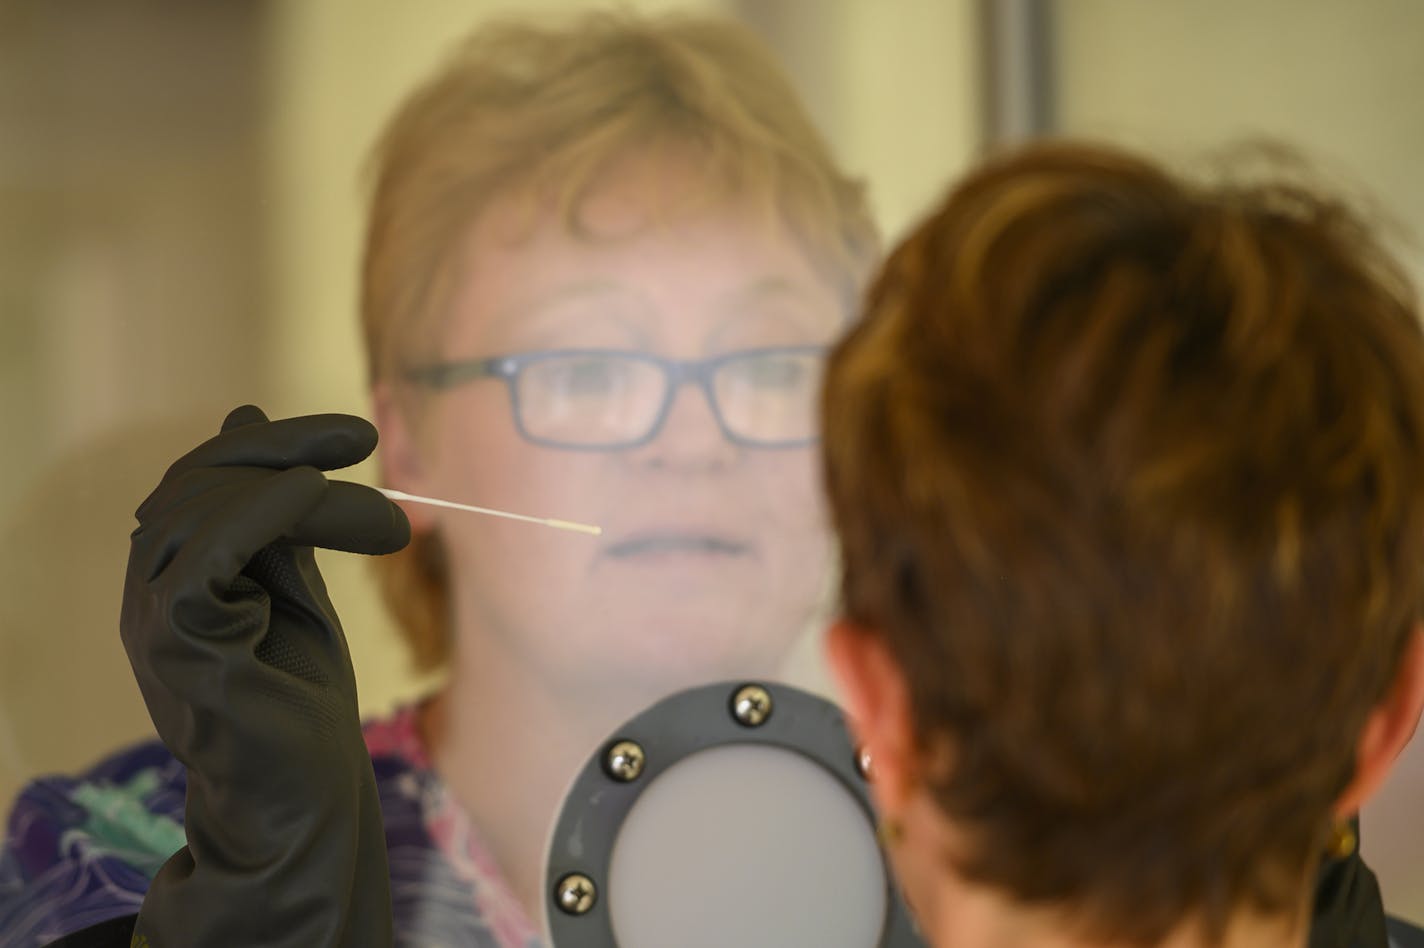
[404,346,825,450]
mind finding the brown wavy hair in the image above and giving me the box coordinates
[822,141,1424,943]
[359,10,879,671]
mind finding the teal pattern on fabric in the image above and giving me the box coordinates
[69,769,186,878]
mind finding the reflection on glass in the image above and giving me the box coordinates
[0,8,883,946]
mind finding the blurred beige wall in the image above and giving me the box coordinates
[0,1,268,807]
[1054,0,1424,922]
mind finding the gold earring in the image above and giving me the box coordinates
[1327,820,1357,860]
[876,816,904,848]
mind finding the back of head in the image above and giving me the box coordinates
[360,9,879,670]
[823,141,1424,943]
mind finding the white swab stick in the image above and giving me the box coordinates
[377,487,602,536]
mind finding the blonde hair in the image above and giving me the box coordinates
[361,10,879,671]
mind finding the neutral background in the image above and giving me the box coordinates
[1,0,1419,922]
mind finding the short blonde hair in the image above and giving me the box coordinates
[361,10,879,671]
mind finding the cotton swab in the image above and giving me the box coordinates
[377,487,602,536]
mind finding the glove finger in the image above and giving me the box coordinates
[132,478,268,584]
[288,480,412,555]
[157,466,329,589]
[135,465,274,528]
[133,405,269,520]
[137,412,378,519]
[222,403,269,431]
[136,473,409,578]
[181,412,377,474]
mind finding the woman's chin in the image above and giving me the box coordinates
[537,612,798,700]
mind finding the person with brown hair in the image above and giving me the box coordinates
[822,141,1424,947]
[0,10,877,946]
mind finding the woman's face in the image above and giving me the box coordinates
[387,160,845,701]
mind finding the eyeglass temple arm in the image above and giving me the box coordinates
[403,359,504,389]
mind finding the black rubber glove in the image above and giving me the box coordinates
[120,405,409,947]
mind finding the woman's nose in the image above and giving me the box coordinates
[627,382,739,472]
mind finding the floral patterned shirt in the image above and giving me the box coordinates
[0,706,542,948]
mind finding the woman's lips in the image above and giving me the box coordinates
[603,531,751,559]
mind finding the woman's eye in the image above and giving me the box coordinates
[548,357,625,396]
[734,356,808,390]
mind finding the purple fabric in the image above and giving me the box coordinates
[1,724,530,947]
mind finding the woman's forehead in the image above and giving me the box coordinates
[442,225,841,355]
[475,152,768,247]
[450,172,834,299]
[400,148,854,362]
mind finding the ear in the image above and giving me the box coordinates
[1333,622,1424,817]
[826,619,919,813]
[371,380,436,534]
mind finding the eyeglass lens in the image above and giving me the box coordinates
[514,351,823,447]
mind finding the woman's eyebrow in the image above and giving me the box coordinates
[706,276,835,346]
[492,279,639,322]
[485,279,652,341]
[717,276,812,306]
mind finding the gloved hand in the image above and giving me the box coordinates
[120,405,410,947]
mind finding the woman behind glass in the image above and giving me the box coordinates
[0,10,877,946]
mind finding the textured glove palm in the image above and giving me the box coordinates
[120,406,410,947]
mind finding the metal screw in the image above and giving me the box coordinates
[855,744,873,780]
[731,683,773,727]
[604,740,646,782]
[555,873,597,916]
